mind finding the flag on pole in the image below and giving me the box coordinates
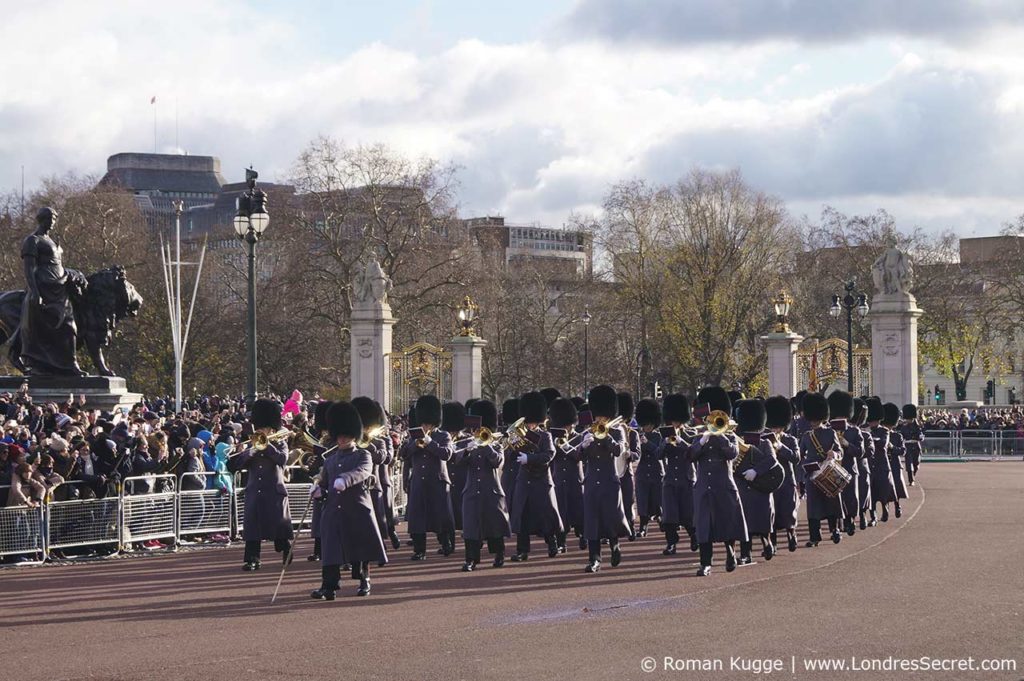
[151,96,157,104]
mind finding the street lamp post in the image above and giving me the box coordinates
[233,168,270,403]
[581,305,592,397]
[829,280,869,392]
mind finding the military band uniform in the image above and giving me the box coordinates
[508,392,563,560]
[660,394,697,555]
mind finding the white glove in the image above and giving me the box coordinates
[700,433,711,445]
[421,435,432,446]
[742,469,757,482]
[516,453,528,465]
[581,433,594,449]
[332,477,347,492]
[310,485,322,499]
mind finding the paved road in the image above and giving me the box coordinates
[2,463,1022,681]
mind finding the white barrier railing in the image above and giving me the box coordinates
[0,497,45,564]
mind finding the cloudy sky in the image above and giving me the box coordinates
[2,0,1023,235]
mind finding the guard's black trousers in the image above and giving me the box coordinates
[322,561,369,591]
[464,538,505,563]
[807,517,838,543]
[244,538,290,563]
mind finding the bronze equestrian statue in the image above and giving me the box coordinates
[0,207,143,377]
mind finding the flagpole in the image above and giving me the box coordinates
[153,97,157,152]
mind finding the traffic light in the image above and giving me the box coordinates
[934,384,941,402]
[986,380,995,399]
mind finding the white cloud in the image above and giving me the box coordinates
[1,0,1022,236]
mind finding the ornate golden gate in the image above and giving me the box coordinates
[387,342,452,416]
[796,338,872,395]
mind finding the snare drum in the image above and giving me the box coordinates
[810,457,852,498]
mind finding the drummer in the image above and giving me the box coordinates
[797,393,847,548]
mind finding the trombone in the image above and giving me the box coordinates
[229,428,293,457]
[590,416,624,440]
[357,424,388,449]
[704,410,734,435]
[474,426,502,447]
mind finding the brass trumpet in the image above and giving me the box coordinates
[590,416,624,440]
[230,428,293,457]
[357,424,388,449]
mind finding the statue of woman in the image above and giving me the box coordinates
[20,207,87,376]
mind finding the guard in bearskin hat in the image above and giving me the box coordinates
[226,398,293,572]
[828,390,864,537]
[660,394,697,556]
[399,395,456,560]
[798,392,845,547]
[633,398,663,538]
[865,397,897,524]
[508,391,563,561]
[764,396,801,552]
[899,403,923,486]
[310,401,387,600]
[577,385,631,573]
[690,386,747,576]
[548,397,584,553]
[458,399,512,570]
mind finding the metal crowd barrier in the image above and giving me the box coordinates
[121,475,178,547]
[4,457,410,562]
[922,429,1024,459]
[0,487,45,564]
[47,482,119,555]
[178,472,232,539]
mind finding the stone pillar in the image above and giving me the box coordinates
[761,331,804,398]
[450,335,487,403]
[350,300,396,404]
[869,293,923,406]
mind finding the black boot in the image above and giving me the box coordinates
[307,537,322,561]
[547,536,559,558]
[761,537,774,561]
[698,542,713,576]
[725,544,737,572]
[881,506,890,522]
[894,503,902,518]
[859,512,867,530]
[663,527,678,555]
[310,588,335,601]
[869,509,878,526]
[357,578,371,596]
[389,530,401,550]
[844,518,856,536]
[578,536,587,551]
[738,540,752,565]
[688,528,699,552]
[610,541,622,567]
[787,529,797,552]
[493,551,505,568]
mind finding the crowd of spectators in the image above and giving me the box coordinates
[918,407,1024,434]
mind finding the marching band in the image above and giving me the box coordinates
[228,386,923,599]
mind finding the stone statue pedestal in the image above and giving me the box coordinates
[450,335,487,403]
[761,330,804,398]
[869,292,923,406]
[350,301,395,406]
[0,375,142,412]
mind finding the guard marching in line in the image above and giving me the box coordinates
[223,384,921,599]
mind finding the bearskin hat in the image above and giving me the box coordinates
[540,388,561,406]
[802,392,829,423]
[735,399,766,433]
[548,397,578,429]
[635,398,662,428]
[764,396,792,430]
[617,391,635,420]
[663,394,691,425]
[415,395,442,426]
[326,401,362,441]
[251,398,282,430]
[441,401,466,433]
[464,398,479,413]
[313,400,333,436]
[570,396,585,410]
[696,386,731,415]
[882,402,901,427]
[501,399,519,427]
[519,391,548,424]
[469,400,498,431]
[852,398,868,426]
[352,396,384,430]
[827,390,854,420]
[407,405,419,428]
[588,385,618,419]
[902,403,918,420]
[727,390,745,411]
[793,390,808,413]
[866,397,884,423]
